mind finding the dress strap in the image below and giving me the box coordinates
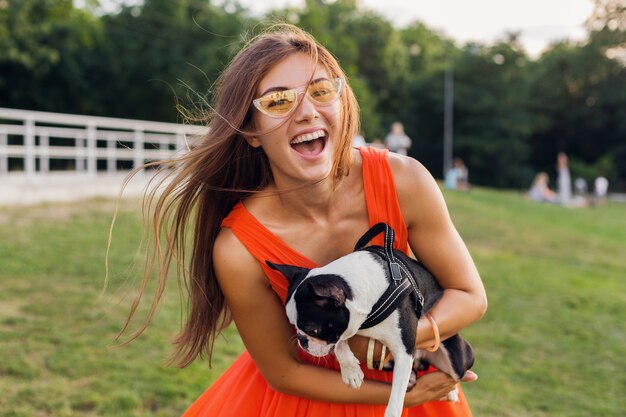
[221,203,316,302]
[359,146,409,254]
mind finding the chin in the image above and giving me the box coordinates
[303,341,335,357]
[291,161,335,184]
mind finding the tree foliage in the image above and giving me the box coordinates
[0,0,102,112]
[1,0,625,189]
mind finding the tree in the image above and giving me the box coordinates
[586,0,626,33]
[527,5,626,189]
[0,0,103,113]
[95,0,251,122]
[395,22,455,174]
[1,0,625,189]
[450,39,533,187]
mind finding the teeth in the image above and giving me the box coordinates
[291,129,325,145]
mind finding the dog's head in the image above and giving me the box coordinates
[267,261,353,357]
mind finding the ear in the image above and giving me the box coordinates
[308,281,346,307]
[244,134,262,148]
[265,261,310,284]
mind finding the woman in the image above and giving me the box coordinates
[124,24,487,416]
[528,172,558,204]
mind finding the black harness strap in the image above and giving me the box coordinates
[356,223,424,329]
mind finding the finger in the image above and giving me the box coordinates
[461,370,478,382]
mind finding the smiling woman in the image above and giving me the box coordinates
[243,53,345,183]
[119,23,486,417]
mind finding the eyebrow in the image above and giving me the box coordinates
[259,77,329,97]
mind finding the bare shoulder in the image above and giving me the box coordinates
[386,153,450,229]
[213,228,266,295]
[386,152,436,191]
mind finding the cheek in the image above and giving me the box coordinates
[253,110,285,133]
[254,121,290,149]
[322,104,342,128]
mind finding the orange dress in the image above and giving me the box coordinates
[182,146,473,417]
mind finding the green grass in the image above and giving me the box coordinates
[0,199,244,417]
[0,189,625,416]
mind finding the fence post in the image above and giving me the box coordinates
[107,133,116,174]
[40,131,49,174]
[160,138,169,161]
[0,128,7,174]
[134,127,144,173]
[25,117,36,176]
[176,131,186,153]
[75,133,85,172]
[86,123,97,176]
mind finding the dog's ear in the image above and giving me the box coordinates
[265,261,310,284]
[308,281,346,307]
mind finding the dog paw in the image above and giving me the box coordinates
[341,363,364,389]
[446,387,460,402]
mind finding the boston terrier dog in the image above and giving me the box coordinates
[267,223,474,417]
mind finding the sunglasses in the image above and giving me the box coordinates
[252,78,344,118]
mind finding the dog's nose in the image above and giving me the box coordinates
[296,334,309,349]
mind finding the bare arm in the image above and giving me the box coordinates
[389,154,488,347]
[213,228,465,406]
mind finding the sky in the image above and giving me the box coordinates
[234,0,595,57]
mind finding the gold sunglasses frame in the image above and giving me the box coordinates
[252,78,344,118]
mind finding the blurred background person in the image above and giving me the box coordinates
[528,172,559,204]
[594,175,609,206]
[556,152,572,206]
[445,158,469,191]
[384,121,412,155]
[574,177,588,196]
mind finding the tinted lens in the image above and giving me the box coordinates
[308,79,341,103]
[256,90,298,116]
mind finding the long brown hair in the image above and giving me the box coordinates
[115,24,360,367]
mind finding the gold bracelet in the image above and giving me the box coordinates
[425,312,441,352]
[378,343,386,370]
[367,337,376,369]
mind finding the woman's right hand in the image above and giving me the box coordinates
[404,370,477,407]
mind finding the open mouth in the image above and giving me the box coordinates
[290,129,327,157]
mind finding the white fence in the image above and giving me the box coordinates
[0,107,204,205]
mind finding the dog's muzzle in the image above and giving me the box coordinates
[296,331,334,357]
[296,334,309,349]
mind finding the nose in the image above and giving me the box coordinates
[293,93,319,122]
[296,334,309,349]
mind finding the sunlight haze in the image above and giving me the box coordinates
[235,0,595,56]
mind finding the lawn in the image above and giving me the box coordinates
[0,188,624,416]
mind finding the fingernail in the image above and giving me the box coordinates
[465,371,478,380]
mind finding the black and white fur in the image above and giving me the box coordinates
[267,250,474,417]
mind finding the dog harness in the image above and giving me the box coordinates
[356,223,425,329]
